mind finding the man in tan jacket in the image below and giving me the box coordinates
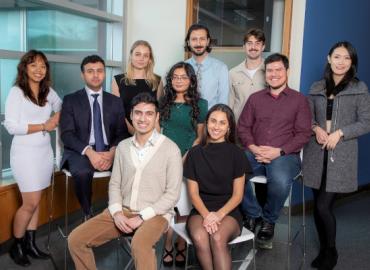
[68,93,183,270]
[229,29,267,233]
[229,28,267,122]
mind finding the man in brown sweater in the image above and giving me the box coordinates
[68,93,183,270]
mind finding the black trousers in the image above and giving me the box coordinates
[63,152,95,215]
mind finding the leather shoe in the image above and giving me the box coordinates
[311,248,325,268]
[243,216,262,233]
[9,237,31,267]
[257,220,275,242]
[318,247,338,270]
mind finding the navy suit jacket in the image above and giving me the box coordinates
[59,88,128,168]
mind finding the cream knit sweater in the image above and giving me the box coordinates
[108,134,183,222]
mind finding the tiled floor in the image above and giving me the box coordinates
[1,190,370,269]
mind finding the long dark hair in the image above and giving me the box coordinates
[15,50,51,106]
[201,104,236,146]
[159,62,200,129]
[324,41,359,96]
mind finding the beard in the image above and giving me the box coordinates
[190,46,207,56]
[269,82,287,91]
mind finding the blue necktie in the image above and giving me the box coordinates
[91,94,105,152]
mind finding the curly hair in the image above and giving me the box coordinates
[15,50,51,106]
[159,62,200,129]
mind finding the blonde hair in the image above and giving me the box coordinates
[124,40,159,90]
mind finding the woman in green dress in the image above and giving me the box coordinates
[160,61,207,267]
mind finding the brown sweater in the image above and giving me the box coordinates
[108,134,183,222]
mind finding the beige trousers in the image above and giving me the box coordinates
[68,208,168,270]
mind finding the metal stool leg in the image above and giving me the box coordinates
[302,175,306,259]
[287,184,292,270]
[47,170,56,250]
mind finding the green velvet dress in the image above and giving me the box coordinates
[161,98,208,156]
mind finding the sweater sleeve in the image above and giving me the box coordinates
[108,143,124,216]
[139,142,183,220]
[341,89,370,140]
[4,87,28,135]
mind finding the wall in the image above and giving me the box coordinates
[293,0,370,203]
[124,0,187,78]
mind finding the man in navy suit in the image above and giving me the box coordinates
[60,55,128,220]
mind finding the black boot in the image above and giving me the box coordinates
[9,237,31,267]
[25,230,50,259]
[311,248,326,268]
[318,247,338,270]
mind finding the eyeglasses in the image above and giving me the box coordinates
[172,75,190,81]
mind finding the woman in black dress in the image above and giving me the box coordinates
[112,40,163,134]
[184,104,251,269]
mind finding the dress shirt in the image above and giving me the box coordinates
[81,87,108,155]
[186,55,229,109]
[130,129,159,162]
[237,87,312,154]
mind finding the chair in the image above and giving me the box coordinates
[47,128,111,270]
[172,191,256,270]
[172,222,256,269]
[249,172,306,270]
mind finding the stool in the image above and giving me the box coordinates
[250,172,306,270]
[47,128,111,270]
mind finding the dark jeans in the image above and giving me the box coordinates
[241,151,301,224]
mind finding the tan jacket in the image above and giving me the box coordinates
[108,134,183,223]
[229,61,266,122]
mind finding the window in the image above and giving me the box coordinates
[0,1,123,180]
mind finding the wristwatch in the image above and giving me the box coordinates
[280,149,286,156]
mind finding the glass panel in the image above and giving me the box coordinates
[0,59,18,176]
[198,0,275,49]
[0,10,21,51]
[27,10,106,58]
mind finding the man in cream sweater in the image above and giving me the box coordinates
[68,93,183,270]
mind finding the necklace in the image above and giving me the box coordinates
[175,102,185,109]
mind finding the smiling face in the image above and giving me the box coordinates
[265,60,288,92]
[171,67,190,94]
[207,110,229,143]
[131,102,158,136]
[26,56,47,85]
[245,35,265,61]
[131,44,151,70]
[328,46,352,80]
[188,29,210,57]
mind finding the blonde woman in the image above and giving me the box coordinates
[112,40,163,134]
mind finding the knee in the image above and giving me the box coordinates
[210,232,227,250]
[190,230,208,250]
[68,229,82,252]
[131,235,150,256]
[21,201,39,214]
[73,169,93,181]
[315,202,330,216]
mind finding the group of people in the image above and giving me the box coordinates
[4,22,370,270]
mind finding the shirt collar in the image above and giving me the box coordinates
[235,59,265,73]
[190,54,211,67]
[265,86,290,97]
[131,129,159,149]
[85,86,103,97]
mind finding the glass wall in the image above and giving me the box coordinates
[197,0,284,52]
[0,0,123,180]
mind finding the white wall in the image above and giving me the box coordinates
[124,0,187,78]
[288,0,306,90]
